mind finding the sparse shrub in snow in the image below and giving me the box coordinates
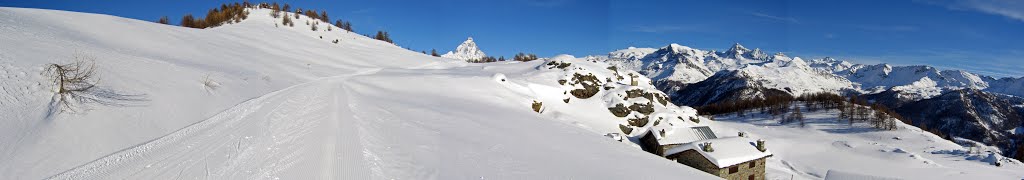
[201,74,220,91]
[43,53,145,113]
[44,55,98,112]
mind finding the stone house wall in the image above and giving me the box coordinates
[669,150,767,180]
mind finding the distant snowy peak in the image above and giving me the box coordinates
[808,57,855,73]
[441,37,486,61]
[609,47,657,60]
[720,43,768,61]
[722,43,750,58]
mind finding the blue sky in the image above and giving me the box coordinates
[2,0,1022,77]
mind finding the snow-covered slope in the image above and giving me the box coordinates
[0,7,719,179]
[712,105,1024,180]
[896,89,1024,154]
[441,37,487,62]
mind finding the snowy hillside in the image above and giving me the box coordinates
[711,105,1024,180]
[0,7,721,179]
[441,37,487,62]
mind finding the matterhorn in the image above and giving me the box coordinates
[442,37,487,62]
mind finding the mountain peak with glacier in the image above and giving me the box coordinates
[441,37,487,62]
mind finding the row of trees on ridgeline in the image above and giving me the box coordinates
[696,92,904,131]
[159,2,384,43]
[162,3,250,29]
[153,2,545,61]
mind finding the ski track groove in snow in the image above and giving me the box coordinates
[45,69,383,179]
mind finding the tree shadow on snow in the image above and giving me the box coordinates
[44,86,149,120]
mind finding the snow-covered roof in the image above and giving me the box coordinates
[824,170,901,180]
[650,126,718,145]
[663,136,773,168]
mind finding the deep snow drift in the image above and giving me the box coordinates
[0,7,717,179]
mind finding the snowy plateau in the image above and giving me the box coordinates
[0,6,1022,180]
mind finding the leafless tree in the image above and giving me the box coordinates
[44,55,98,112]
[43,54,146,114]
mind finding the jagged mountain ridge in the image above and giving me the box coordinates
[605,43,856,106]
[604,43,1024,105]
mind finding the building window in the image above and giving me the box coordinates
[749,161,755,168]
[748,175,755,180]
[729,166,738,174]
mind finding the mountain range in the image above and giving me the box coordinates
[600,43,1024,159]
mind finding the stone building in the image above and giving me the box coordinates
[639,126,717,156]
[639,126,772,180]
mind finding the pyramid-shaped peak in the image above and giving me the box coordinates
[442,37,487,61]
[724,43,751,57]
[729,43,748,52]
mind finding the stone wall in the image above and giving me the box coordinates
[670,150,767,180]
[717,158,766,180]
[670,150,720,175]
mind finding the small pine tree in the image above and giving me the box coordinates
[282,14,293,27]
[794,105,805,127]
[374,31,393,43]
[181,14,195,28]
[320,10,329,23]
[270,3,280,18]
[158,16,170,24]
